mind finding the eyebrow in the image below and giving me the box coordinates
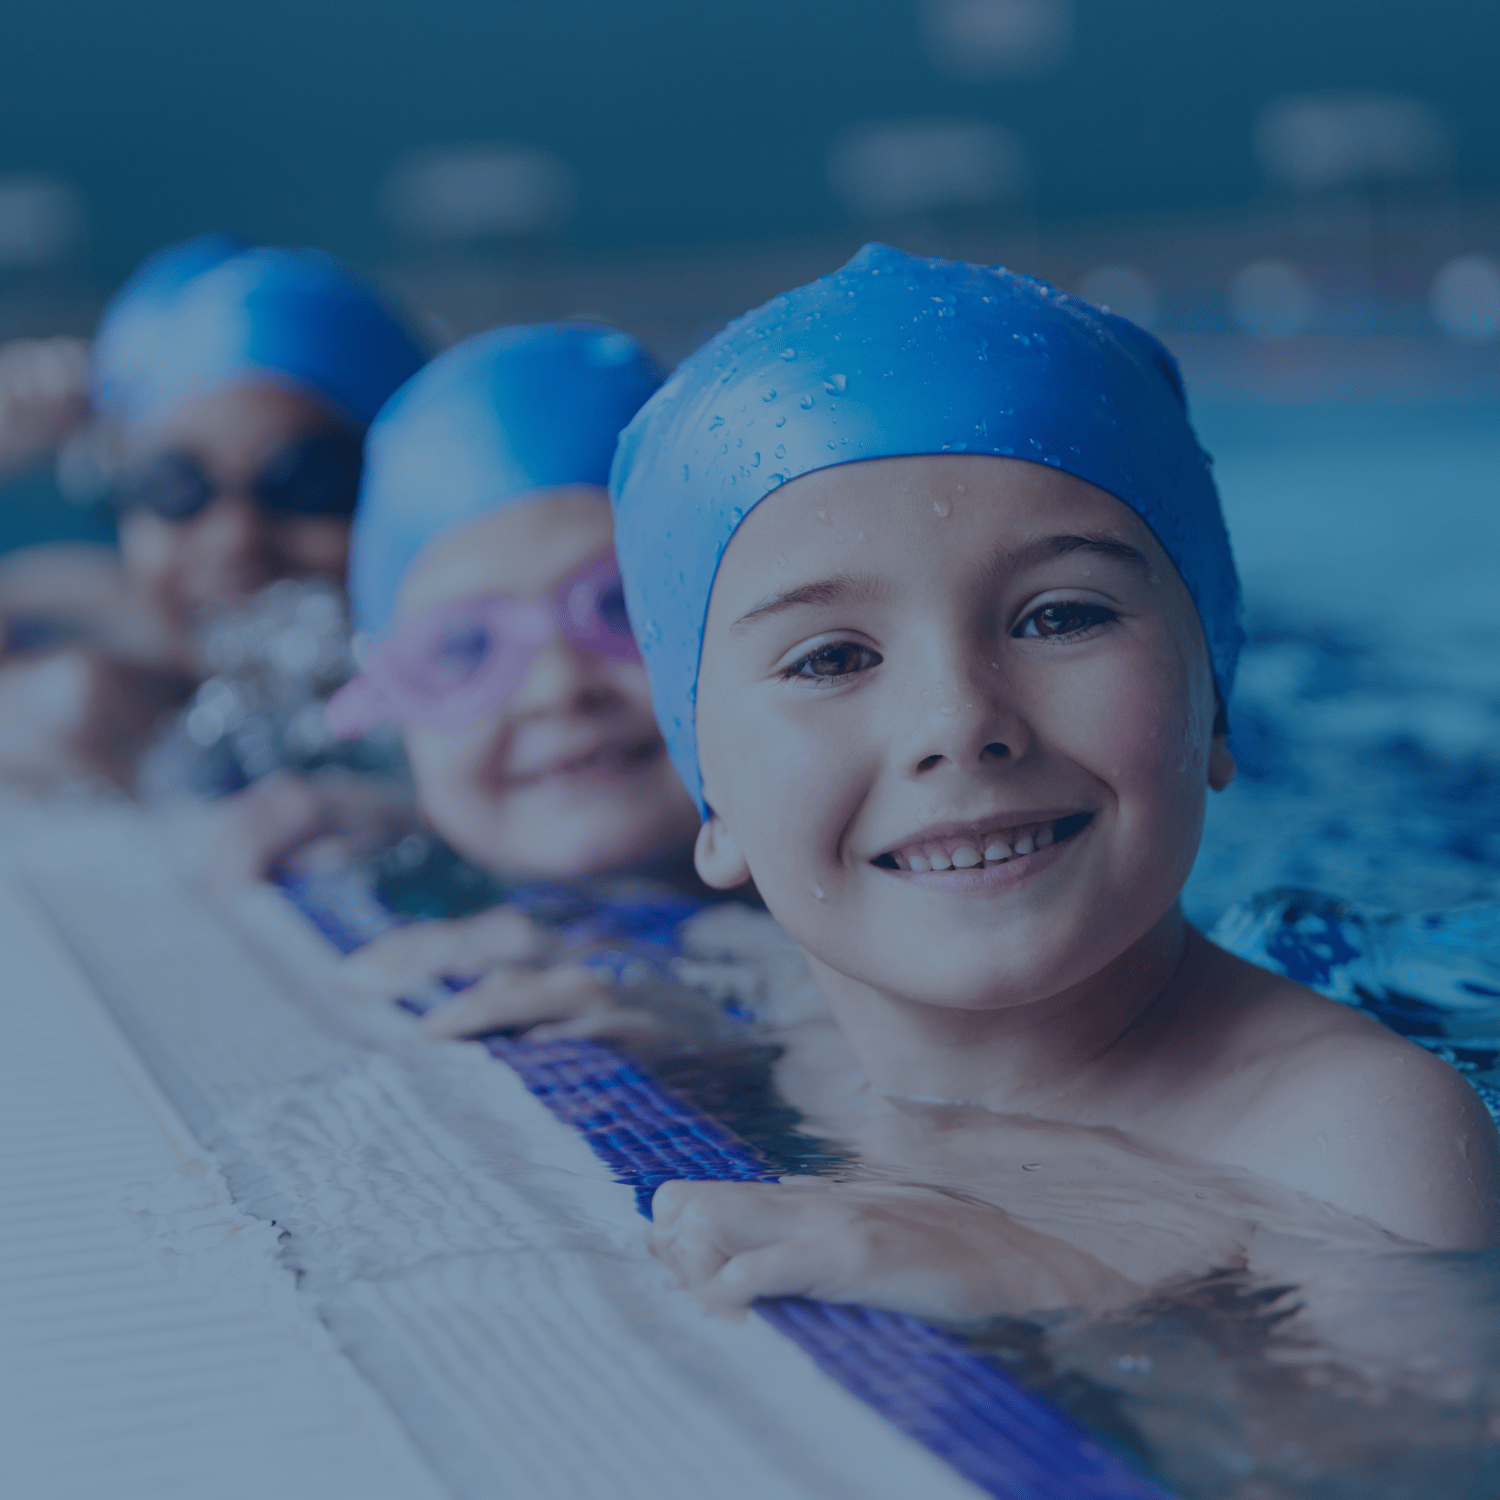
[730,572,889,633]
[995,532,1154,578]
[729,534,1153,634]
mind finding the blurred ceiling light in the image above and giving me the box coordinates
[384,146,577,243]
[1076,265,1159,330]
[920,0,1073,77]
[0,175,86,269]
[1228,260,1315,338]
[1430,254,1500,342]
[828,121,1028,220]
[1255,95,1451,193]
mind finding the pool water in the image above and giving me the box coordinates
[1183,401,1500,924]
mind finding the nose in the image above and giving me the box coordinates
[505,633,619,718]
[183,494,279,601]
[899,653,1032,783]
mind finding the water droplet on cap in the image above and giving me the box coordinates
[823,373,847,394]
[799,394,815,409]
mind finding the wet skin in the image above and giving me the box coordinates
[649,454,1500,1314]
[693,453,1233,1096]
[116,380,353,669]
[397,487,701,882]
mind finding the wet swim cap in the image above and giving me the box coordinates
[349,322,662,634]
[611,242,1243,812]
[93,235,427,431]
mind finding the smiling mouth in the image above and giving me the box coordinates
[872,812,1094,873]
[507,737,663,787]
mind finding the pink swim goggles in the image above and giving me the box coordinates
[327,552,641,737]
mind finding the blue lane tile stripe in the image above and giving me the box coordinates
[282,873,1173,1500]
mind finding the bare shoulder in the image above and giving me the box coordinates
[1204,955,1500,1248]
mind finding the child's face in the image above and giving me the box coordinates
[694,454,1235,1014]
[399,488,700,881]
[116,381,353,668]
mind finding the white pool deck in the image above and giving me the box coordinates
[0,803,977,1500]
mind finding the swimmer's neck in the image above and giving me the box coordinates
[804,905,1197,1117]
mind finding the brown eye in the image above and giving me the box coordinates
[1016,603,1116,639]
[787,642,883,679]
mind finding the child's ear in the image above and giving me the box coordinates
[1208,733,1237,792]
[694,813,752,890]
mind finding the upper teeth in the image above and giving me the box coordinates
[887,819,1068,873]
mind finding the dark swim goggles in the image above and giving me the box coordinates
[108,431,365,521]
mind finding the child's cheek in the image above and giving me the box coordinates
[407,720,502,818]
[710,684,867,889]
[1057,637,1203,803]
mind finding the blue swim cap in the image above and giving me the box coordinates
[93,235,427,431]
[611,242,1243,812]
[349,322,662,634]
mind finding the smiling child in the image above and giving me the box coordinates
[610,243,1500,1320]
[317,322,703,1036]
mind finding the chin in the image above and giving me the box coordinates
[487,824,680,883]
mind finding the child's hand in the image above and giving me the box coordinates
[208,771,418,891]
[649,1177,1142,1323]
[337,907,657,1042]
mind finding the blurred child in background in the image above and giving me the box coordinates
[0,235,426,788]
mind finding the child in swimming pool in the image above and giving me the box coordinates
[610,244,1500,1321]
[271,324,704,1037]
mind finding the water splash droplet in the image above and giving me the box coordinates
[811,883,826,901]
[780,348,796,361]
[774,444,786,459]
[823,373,847,394]
[799,394,815,409]
[933,498,951,517]
[762,389,777,402]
